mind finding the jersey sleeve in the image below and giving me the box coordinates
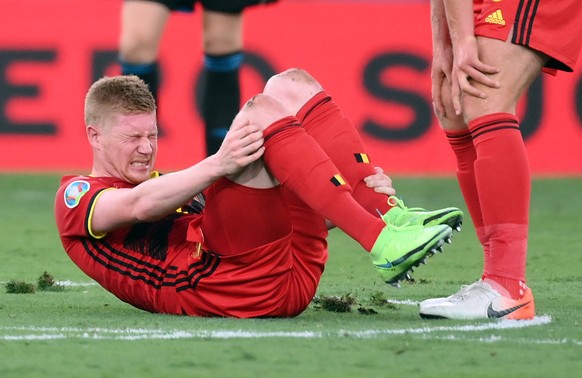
[54,177,112,239]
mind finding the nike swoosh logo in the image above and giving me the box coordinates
[487,301,530,318]
[375,259,393,268]
[422,210,457,226]
[374,237,439,269]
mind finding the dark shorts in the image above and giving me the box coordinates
[136,0,278,14]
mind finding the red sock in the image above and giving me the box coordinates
[263,116,385,251]
[484,275,528,298]
[297,91,392,215]
[469,113,530,298]
[445,130,491,270]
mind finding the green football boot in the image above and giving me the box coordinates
[370,222,453,286]
[382,196,464,232]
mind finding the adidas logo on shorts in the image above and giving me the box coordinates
[485,9,506,25]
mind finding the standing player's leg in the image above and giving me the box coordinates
[200,9,244,155]
[435,65,492,278]
[119,0,170,126]
[420,36,544,320]
[199,1,279,156]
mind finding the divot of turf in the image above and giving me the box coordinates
[5,280,35,294]
[37,271,65,292]
[313,293,357,312]
[5,271,64,293]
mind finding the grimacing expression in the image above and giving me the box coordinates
[99,112,158,184]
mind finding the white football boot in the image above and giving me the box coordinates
[419,279,535,320]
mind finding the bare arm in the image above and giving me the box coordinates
[91,120,265,234]
[443,0,500,114]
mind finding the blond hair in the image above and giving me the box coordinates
[84,75,156,127]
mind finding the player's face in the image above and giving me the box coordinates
[100,112,158,184]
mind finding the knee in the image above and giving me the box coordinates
[433,79,468,132]
[243,93,287,112]
[119,34,159,62]
[203,33,243,55]
[434,98,467,132]
[236,94,291,130]
[263,68,323,114]
[437,111,468,132]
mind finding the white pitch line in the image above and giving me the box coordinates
[0,280,97,287]
[0,315,554,341]
[55,280,97,287]
[386,299,420,306]
[422,334,582,346]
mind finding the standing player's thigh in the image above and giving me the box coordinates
[201,10,243,54]
[119,1,172,61]
[463,35,546,120]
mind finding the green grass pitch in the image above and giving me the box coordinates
[1,173,582,377]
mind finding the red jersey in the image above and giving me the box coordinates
[54,175,328,318]
[55,175,203,314]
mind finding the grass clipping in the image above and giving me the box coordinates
[5,271,64,294]
[313,291,399,314]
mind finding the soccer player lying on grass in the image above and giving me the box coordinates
[54,68,462,318]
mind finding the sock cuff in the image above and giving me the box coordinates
[445,129,473,148]
[263,116,302,143]
[296,91,332,122]
[468,113,519,139]
[204,51,244,72]
[444,129,470,138]
[120,61,158,74]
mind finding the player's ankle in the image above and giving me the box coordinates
[483,274,525,299]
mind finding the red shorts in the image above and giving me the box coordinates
[176,178,329,318]
[473,0,582,72]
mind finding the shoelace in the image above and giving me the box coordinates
[383,196,429,227]
[375,207,423,232]
[450,281,498,301]
[447,281,480,299]
[388,195,428,213]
